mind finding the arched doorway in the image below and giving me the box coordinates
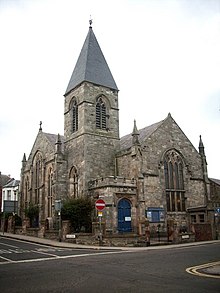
[118,198,132,232]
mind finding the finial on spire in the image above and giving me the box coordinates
[39,121,42,131]
[89,16,93,28]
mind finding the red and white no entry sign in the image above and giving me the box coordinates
[95,199,106,211]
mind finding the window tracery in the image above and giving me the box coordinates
[96,96,107,129]
[69,166,78,198]
[33,152,43,205]
[164,150,185,212]
[47,168,53,217]
[70,97,78,133]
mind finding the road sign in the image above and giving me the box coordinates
[98,211,103,217]
[95,199,106,211]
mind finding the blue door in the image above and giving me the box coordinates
[118,198,132,232]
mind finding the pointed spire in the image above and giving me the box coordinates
[55,133,62,154]
[22,153,27,170]
[199,135,205,156]
[22,153,26,163]
[132,120,140,145]
[65,26,118,95]
[39,121,42,132]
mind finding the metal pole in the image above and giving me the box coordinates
[58,211,61,242]
[2,212,5,235]
[99,215,102,246]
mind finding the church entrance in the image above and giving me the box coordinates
[117,198,132,232]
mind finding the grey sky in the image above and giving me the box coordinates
[0,0,219,179]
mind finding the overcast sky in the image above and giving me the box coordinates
[0,0,219,180]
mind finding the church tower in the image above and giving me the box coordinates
[64,22,120,196]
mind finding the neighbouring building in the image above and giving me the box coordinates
[1,178,20,213]
[0,173,11,213]
[19,23,219,243]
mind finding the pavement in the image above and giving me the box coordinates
[1,232,220,277]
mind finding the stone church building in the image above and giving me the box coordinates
[19,24,218,243]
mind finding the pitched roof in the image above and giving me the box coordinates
[0,173,11,187]
[3,178,20,188]
[120,119,164,150]
[209,178,220,186]
[44,132,64,152]
[65,26,118,95]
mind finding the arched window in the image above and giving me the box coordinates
[33,152,43,205]
[96,97,107,129]
[71,98,78,132]
[47,168,53,217]
[164,150,185,212]
[69,166,78,198]
[24,176,29,209]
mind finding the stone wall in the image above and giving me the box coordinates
[64,82,120,195]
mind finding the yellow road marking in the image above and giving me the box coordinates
[186,261,220,279]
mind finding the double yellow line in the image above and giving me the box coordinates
[186,261,220,279]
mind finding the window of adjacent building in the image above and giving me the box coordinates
[71,98,78,133]
[164,150,185,212]
[7,190,11,200]
[96,97,107,129]
[198,214,205,223]
[191,215,196,223]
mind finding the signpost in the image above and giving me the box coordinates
[95,199,106,211]
[95,199,106,245]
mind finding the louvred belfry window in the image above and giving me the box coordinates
[96,97,106,129]
[164,150,185,212]
[72,99,78,132]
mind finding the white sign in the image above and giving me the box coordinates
[125,217,131,221]
[181,234,189,239]
[66,234,76,239]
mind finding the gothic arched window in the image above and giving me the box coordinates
[24,176,29,209]
[164,150,185,212]
[96,97,107,129]
[69,166,78,198]
[47,168,53,217]
[33,152,43,205]
[71,98,78,133]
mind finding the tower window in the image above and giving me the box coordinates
[164,151,185,212]
[96,97,107,129]
[72,99,78,132]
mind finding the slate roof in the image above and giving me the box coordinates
[209,178,220,186]
[44,132,64,152]
[0,174,11,187]
[120,119,164,150]
[65,26,118,95]
[3,178,20,188]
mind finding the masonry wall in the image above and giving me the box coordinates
[64,82,120,195]
[140,116,206,209]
